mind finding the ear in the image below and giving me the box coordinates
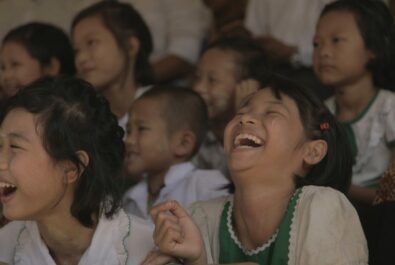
[171,130,196,159]
[302,139,328,166]
[43,57,61,76]
[62,150,90,184]
[126,36,140,59]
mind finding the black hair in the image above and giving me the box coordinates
[71,1,153,86]
[137,86,209,158]
[203,36,269,82]
[320,0,395,91]
[0,76,125,227]
[2,22,76,75]
[254,72,353,193]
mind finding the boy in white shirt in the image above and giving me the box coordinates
[123,86,229,220]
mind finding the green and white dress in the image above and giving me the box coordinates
[189,186,368,265]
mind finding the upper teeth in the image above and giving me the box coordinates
[234,133,263,146]
[0,182,16,188]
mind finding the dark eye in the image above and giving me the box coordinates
[87,39,98,47]
[313,40,319,48]
[208,76,217,85]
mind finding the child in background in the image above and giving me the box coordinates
[71,1,153,132]
[0,22,75,100]
[192,37,267,178]
[123,86,229,220]
[147,73,367,265]
[0,77,154,265]
[313,0,395,206]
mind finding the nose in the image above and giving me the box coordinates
[317,42,331,58]
[74,49,89,73]
[239,112,256,126]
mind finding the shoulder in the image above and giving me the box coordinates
[289,186,368,264]
[188,195,231,222]
[0,221,25,264]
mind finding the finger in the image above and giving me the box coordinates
[154,215,183,245]
[150,200,182,220]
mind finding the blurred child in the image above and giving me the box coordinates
[192,37,267,177]
[71,1,153,131]
[123,86,229,220]
[0,22,75,100]
[0,77,154,264]
[313,0,395,205]
[147,73,367,265]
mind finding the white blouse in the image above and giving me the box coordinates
[0,209,154,265]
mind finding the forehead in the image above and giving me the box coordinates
[244,88,299,112]
[1,108,41,140]
[316,10,359,35]
[130,97,166,120]
[200,48,238,72]
[1,41,32,59]
[73,15,108,39]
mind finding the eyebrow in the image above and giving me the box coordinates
[265,100,291,113]
[7,132,30,142]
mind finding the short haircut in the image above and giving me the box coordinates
[0,77,125,227]
[321,0,395,90]
[71,1,153,86]
[203,36,269,82]
[253,72,353,193]
[137,86,209,158]
[2,22,76,75]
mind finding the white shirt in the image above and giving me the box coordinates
[326,89,395,186]
[0,210,154,265]
[244,0,333,67]
[123,162,229,220]
[122,0,211,64]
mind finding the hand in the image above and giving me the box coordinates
[235,79,260,110]
[142,250,179,265]
[151,200,206,265]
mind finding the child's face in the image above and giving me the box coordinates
[313,11,374,88]
[224,89,309,184]
[0,109,70,220]
[124,98,175,177]
[0,41,45,98]
[193,48,238,121]
[73,15,128,91]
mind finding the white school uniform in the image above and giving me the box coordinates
[326,89,395,186]
[0,209,154,265]
[123,161,229,220]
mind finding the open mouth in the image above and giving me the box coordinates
[0,182,17,198]
[234,133,264,148]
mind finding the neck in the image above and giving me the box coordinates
[37,211,95,265]
[232,174,295,250]
[334,75,376,122]
[101,73,138,119]
[147,169,169,201]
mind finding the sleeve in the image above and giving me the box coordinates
[0,221,24,264]
[244,0,268,36]
[290,187,368,265]
[384,93,395,147]
[162,0,210,63]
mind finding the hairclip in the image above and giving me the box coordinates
[320,122,330,130]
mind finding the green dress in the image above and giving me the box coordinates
[219,189,301,265]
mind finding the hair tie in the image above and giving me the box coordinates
[320,122,330,130]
